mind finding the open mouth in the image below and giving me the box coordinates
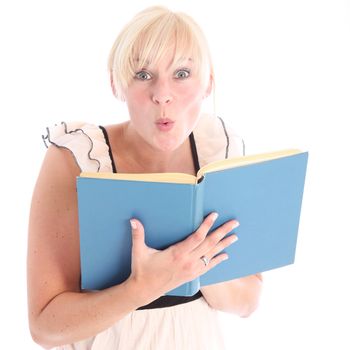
[156,118,174,125]
[155,119,175,131]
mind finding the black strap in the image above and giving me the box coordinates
[137,290,203,310]
[189,131,200,172]
[99,125,117,173]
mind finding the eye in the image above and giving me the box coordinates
[135,70,152,81]
[175,69,190,79]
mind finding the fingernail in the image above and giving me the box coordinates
[230,235,238,243]
[212,212,219,221]
[130,219,137,230]
[223,255,229,261]
[232,221,240,229]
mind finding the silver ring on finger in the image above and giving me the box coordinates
[200,255,210,267]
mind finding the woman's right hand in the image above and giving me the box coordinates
[126,212,239,306]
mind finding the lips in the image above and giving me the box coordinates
[155,118,175,131]
[155,118,174,125]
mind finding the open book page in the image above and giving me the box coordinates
[79,171,197,184]
[196,149,302,180]
[79,149,302,185]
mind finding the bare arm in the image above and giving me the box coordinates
[27,147,149,348]
[30,281,145,348]
[201,273,263,317]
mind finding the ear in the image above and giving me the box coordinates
[203,74,213,99]
[110,71,117,97]
[110,72,126,101]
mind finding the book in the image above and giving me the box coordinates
[77,149,308,296]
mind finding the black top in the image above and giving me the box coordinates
[99,126,203,310]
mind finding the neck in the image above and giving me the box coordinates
[121,121,191,173]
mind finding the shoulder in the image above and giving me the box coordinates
[42,121,113,172]
[193,114,244,166]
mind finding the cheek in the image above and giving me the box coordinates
[171,82,203,113]
[176,85,204,116]
[125,89,149,117]
[176,88,204,130]
[176,83,203,101]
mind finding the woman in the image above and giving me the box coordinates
[28,6,262,349]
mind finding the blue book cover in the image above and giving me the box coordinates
[77,150,308,296]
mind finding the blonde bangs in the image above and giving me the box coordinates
[108,6,213,99]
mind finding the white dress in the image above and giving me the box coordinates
[43,113,244,350]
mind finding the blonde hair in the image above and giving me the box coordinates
[108,6,215,100]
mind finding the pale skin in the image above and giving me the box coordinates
[27,53,262,348]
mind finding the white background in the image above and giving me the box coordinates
[1,0,349,348]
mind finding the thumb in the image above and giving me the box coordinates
[130,218,145,253]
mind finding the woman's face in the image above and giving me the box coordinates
[123,53,211,152]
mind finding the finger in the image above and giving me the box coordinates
[205,234,238,260]
[130,218,145,254]
[198,252,229,275]
[174,212,218,254]
[193,220,239,258]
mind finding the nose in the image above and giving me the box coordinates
[152,95,173,105]
[151,80,173,105]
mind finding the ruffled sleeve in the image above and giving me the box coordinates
[193,114,244,167]
[42,121,113,173]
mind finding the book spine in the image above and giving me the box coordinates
[186,180,205,295]
[165,182,205,297]
[193,179,205,233]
